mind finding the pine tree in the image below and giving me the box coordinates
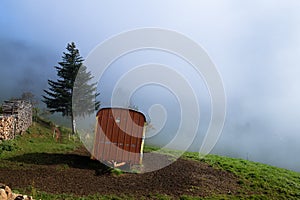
[43,42,100,135]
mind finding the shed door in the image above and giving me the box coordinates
[93,108,145,165]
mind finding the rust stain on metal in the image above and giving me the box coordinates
[93,108,146,165]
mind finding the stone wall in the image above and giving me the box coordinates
[0,100,32,141]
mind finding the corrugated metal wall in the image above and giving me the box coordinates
[93,108,146,165]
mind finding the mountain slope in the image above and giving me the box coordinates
[0,119,299,199]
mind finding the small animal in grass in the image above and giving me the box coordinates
[52,125,62,143]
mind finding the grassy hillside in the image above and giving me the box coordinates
[143,146,300,200]
[0,119,299,199]
[183,152,300,199]
[0,118,80,159]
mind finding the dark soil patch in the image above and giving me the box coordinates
[0,147,241,199]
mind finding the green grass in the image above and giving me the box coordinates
[0,118,81,172]
[1,121,300,199]
[0,120,80,160]
[183,152,300,199]
[144,145,300,200]
[110,168,124,176]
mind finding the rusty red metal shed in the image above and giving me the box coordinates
[92,107,146,167]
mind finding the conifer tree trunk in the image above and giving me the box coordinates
[71,113,76,135]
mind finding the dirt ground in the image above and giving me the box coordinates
[0,147,241,199]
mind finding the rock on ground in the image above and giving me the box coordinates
[0,184,34,200]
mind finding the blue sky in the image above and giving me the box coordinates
[1,1,300,171]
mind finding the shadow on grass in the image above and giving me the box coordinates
[6,153,113,175]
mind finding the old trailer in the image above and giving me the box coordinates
[92,107,146,168]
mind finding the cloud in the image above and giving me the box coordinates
[0,38,56,101]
